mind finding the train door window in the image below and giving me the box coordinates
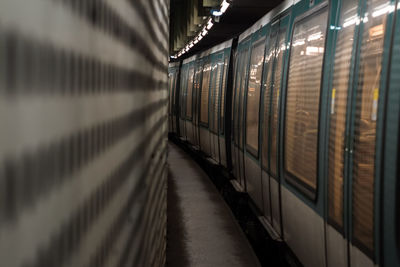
[213,61,223,133]
[246,39,266,156]
[262,33,277,169]
[200,63,211,125]
[284,8,328,197]
[270,30,287,176]
[239,48,250,149]
[327,0,358,229]
[352,0,390,254]
[220,56,229,134]
[186,67,194,119]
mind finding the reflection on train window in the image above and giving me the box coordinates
[352,0,390,254]
[270,30,286,176]
[328,0,359,230]
[246,39,265,155]
[284,9,328,195]
[200,63,211,125]
[186,67,194,119]
[262,33,276,169]
[220,56,228,134]
[239,49,250,149]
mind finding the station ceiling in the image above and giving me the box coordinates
[169,0,283,59]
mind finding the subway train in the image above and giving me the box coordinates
[168,0,400,266]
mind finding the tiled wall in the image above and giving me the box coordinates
[0,0,169,266]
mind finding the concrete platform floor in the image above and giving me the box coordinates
[167,142,261,267]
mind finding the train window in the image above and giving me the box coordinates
[270,30,286,176]
[239,49,250,149]
[173,73,178,113]
[168,74,173,115]
[213,61,223,133]
[209,62,219,133]
[220,56,228,134]
[195,64,203,122]
[262,33,276,169]
[186,67,194,119]
[284,8,328,196]
[200,63,211,125]
[328,0,358,229]
[180,68,187,118]
[352,0,390,254]
[246,39,266,156]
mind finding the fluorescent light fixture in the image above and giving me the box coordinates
[212,10,223,16]
[194,39,199,44]
[202,29,208,36]
[206,18,213,29]
[220,0,230,13]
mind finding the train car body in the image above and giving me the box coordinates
[168,0,400,266]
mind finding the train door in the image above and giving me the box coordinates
[381,1,400,266]
[199,60,212,156]
[260,14,289,236]
[281,2,329,266]
[231,52,240,180]
[168,72,174,132]
[326,0,394,266]
[238,44,251,189]
[193,61,203,148]
[170,72,177,134]
[219,53,230,167]
[209,56,217,161]
[243,30,267,211]
[232,44,250,189]
[180,67,187,140]
[210,53,224,163]
[186,65,195,144]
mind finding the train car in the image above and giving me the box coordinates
[172,40,232,167]
[169,0,400,266]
